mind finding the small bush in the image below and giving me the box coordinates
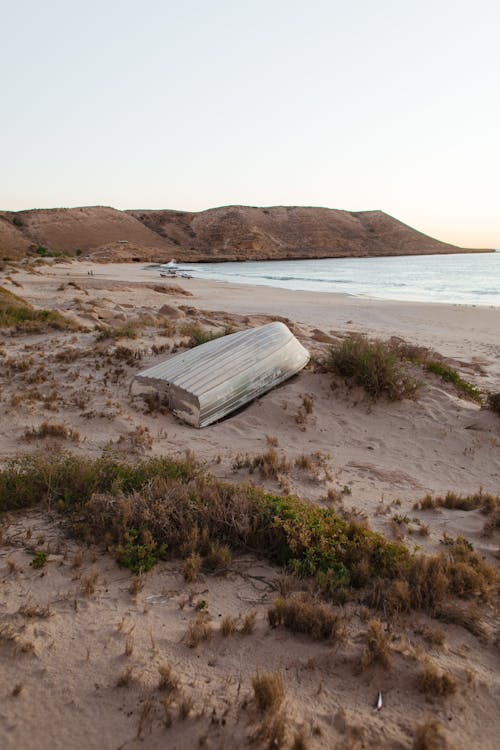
[326,334,418,400]
[252,671,284,714]
[115,529,167,575]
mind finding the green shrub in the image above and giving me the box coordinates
[115,528,167,574]
[425,361,481,402]
[0,453,496,611]
[34,246,69,259]
[0,452,197,513]
[326,334,418,400]
[30,551,47,569]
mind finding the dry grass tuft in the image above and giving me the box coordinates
[359,619,392,670]
[204,541,232,572]
[268,594,343,641]
[412,720,451,750]
[18,601,51,619]
[124,635,134,657]
[177,692,194,720]
[252,671,285,714]
[414,490,499,514]
[414,624,445,648]
[183,552,202,582]
[23,422,80,442]
[232,448,291,480]
[71,550,84,568]
[128,574,145,597]
[254,709,287,748]
[220,614,237,636]
[488,392,500,415]
[81,570,99,595]
[417,662,457,698]
[435,603,486,638]
[184,613,212,648]
[482,508,500,537]
[96,323,138,341]
[158,663,179,693]
[240,611,257,635]
[6,558,18,574]
[116,665,136,687]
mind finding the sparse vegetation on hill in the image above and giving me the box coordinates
[0,286,77,332]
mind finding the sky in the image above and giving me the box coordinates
[1,0,499,247]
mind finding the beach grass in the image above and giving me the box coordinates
[0,286,77,332]
[326,334,418,400]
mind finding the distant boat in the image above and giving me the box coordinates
[135,322,310,427]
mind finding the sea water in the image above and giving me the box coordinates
[167,251,500,307]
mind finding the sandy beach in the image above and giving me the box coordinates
[1,259,499,750]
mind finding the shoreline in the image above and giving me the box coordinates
[54,262,499,372]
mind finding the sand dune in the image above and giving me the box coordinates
[0,259,499,750]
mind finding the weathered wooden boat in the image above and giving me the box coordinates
[135,321,310,427]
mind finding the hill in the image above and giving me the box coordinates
[0,204,492,262]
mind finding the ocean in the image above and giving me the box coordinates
[166,251,500,307]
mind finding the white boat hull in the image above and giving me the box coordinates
[135,322,310,427]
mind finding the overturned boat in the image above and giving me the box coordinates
[135,321,310,427]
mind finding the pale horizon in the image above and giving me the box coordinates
[2,0,499,248]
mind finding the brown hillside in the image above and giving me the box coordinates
[128,205,491,261]
[1,204,492,262]
[0,213,33,259]
[1,206,176,259]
